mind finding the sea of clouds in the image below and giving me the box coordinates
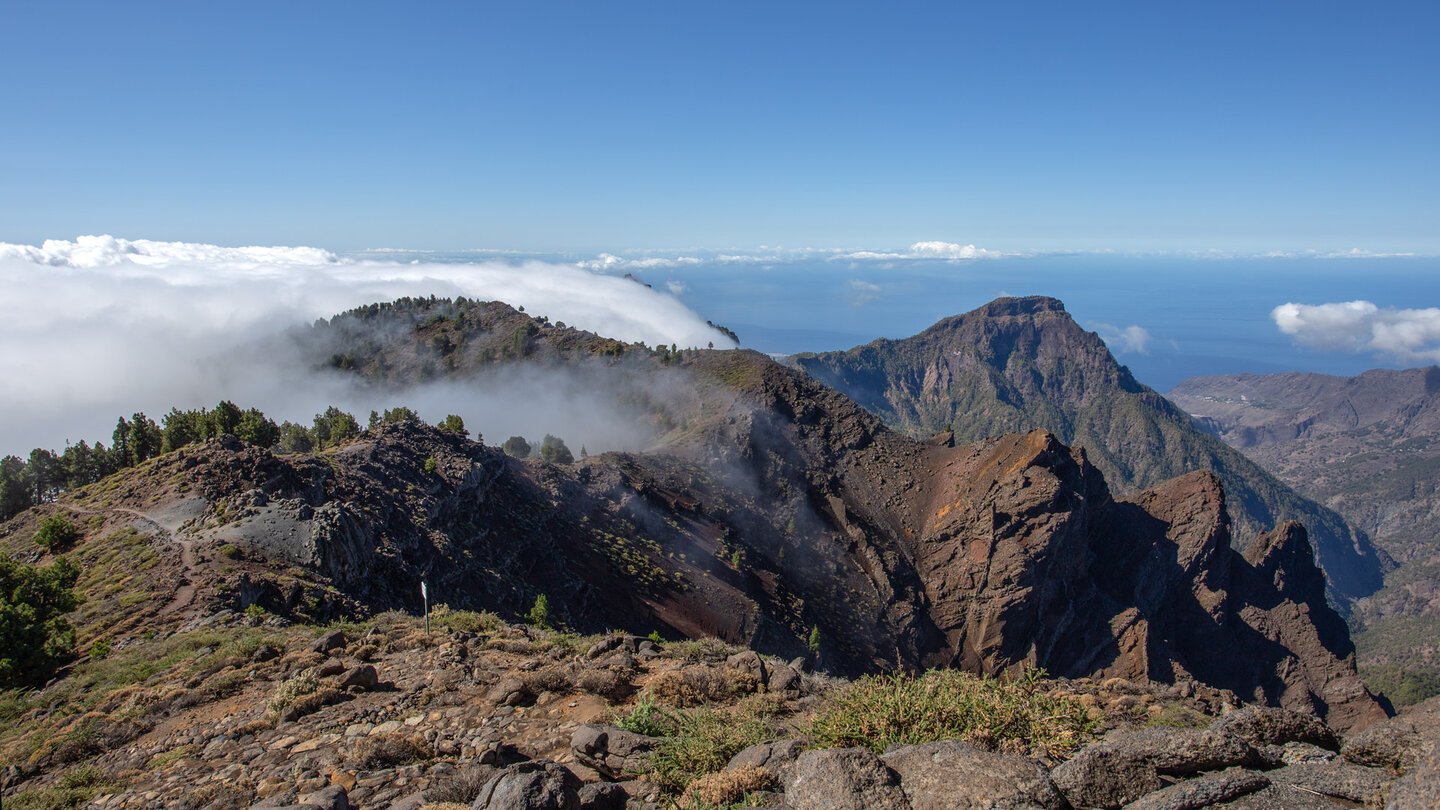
[0,235,736,457]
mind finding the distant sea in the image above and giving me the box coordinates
[358,251,1439,394]
[655,254,1439,393]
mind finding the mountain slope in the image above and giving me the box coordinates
[791,296,1387,600]
[5,343,1386,729]
[1169,367,1440,679]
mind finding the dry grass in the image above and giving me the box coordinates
[352,732,431,769]
[808,667,1100,757]
[679,764,777,806]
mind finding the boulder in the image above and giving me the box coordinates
[726,650,768,686]
[726,739,804,785]
[310,629,347,655]
[767,662,803,697]
[470,760,581,810]
[337,664,379,691]
[297,785,352,810]
[1264,761,1394,804]
[569,724,657,780]
[1121,768,1268,810]
[1052,727,1255,808]
[1217,785,1352,809]
[784,747,909,810]
[1387,747,1440,810]
[575,782,627,810]
[486,677,531,707]
[1209,705,1338,750]
[880,739,1066,810]
[1341,695,1440,771]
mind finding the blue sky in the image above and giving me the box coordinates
[3,1,1436,254]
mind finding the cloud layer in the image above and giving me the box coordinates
[0,235,735,456]
[1272,300,1440,362]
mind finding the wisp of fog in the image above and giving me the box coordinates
[0,235,736,457]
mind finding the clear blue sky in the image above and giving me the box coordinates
[2,1,1436,254]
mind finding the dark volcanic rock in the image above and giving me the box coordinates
[1122,768,1268,810]
[880,740,1066,810]
[1340,694,1440,770]
[569,724,657,780]
[1387,747,1440,810]
[784,747,909,810]
[470,760,581,810]
[1209,706,1339,751]
[1264,762,1394,804]
[795,295,1385,599]
[727,739,805,785]
[1052,727,1256,809]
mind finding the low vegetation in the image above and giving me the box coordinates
[807,668,1100,756]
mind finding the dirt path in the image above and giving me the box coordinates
[74,504,203,618]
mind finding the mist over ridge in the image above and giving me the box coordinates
[0,235,735,457]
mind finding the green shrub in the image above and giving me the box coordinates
[649,705,774,791]
[526,594,551,629]
[0,555,82,687]
[34,515,82,551]
[808,668,1098,756]
[614,691,674,737]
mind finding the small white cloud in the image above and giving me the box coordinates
[838,241,1001,262]
[575,253,706,271]
[845,279,883,307]
[1091,323,1152,355]
[908,241,993,259]
[1273,300,1440,361]
[665,280,686,295]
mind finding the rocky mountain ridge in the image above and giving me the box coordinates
[5,347,1385,730]
[791,296,1388,601]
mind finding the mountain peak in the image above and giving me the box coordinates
[976,295,1069,317]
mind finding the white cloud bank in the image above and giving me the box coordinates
[1272,300,1440,362]
[1091,323,1152,355]
[0,235,735,456]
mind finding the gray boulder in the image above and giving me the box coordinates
[471,760,581,810]
[297,786,351,810]
[726,739,805,785]
[1052,727,1255,809]
[1342,695,1440,771]
[569,724,657,780]
[767,662,803,697]
[310,629,346,654]
[1265,761,1394,804]
[1387,747,1440,810]
[880,739,1066,810]
[1121,768,1267,810]
[1209,706,1338,750]
[337,664,379,691]
[784,747,910,810]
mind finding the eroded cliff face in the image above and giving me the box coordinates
[64,351,1384,730]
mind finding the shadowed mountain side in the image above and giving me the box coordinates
[791,295,1386,601]
[1170,366,1440,678]
[36,349,1385,730]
